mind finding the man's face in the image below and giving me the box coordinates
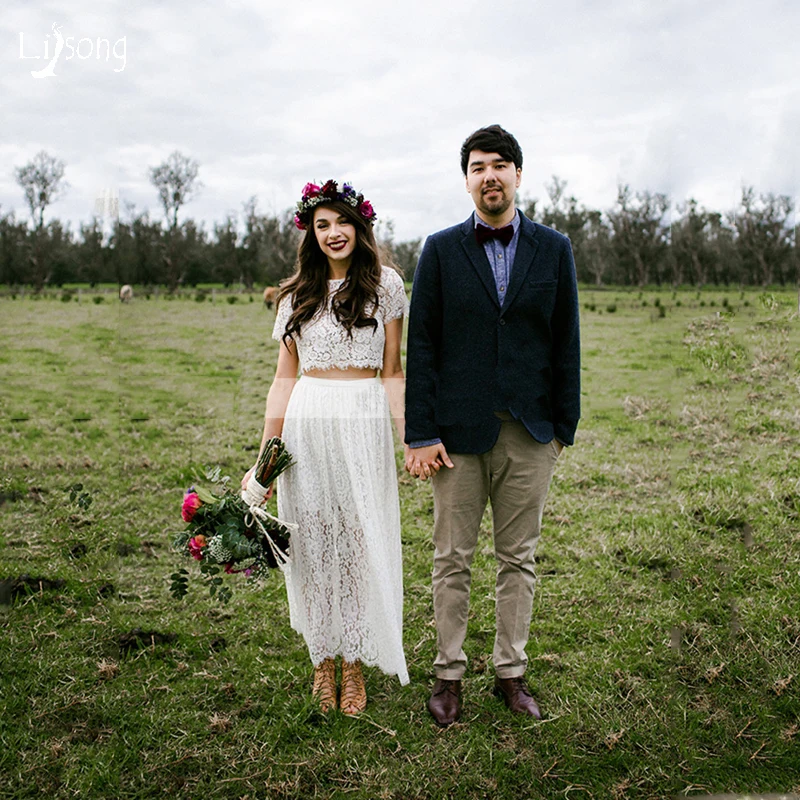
[465,150,522,220]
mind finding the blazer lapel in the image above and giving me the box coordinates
[501,214,540,312]
[458,217,501,309]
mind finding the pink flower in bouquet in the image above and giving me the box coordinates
[188,534,207,560]
[182,490,202,522]
[301,182,320,200]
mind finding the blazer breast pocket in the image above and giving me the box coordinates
[529,279,557,289]
[524,280,558,316]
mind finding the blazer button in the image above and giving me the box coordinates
[499,319,506,326]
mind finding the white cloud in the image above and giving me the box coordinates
[1,0,797,240]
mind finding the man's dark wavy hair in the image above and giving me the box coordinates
[460,125,523,175]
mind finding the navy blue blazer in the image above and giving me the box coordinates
[405,211,581,454]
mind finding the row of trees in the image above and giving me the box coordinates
[524,179,796,287]
[1,151,421,289]
[1,152,796,288]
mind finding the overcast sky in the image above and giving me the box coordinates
[2,0,798,241]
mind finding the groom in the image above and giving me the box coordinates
[404,124,580,726]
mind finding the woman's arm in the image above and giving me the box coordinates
[259,338,300,445]
[381,316,405,443]
[241,338,299,490]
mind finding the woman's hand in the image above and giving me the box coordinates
[241,466,255,492]
[405,442,454,480]
[241,466,275,503]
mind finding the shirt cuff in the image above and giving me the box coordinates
[408,438,442,449]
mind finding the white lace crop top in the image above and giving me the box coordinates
[272,266,407,372]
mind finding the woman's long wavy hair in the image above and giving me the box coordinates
[277,200,385,345]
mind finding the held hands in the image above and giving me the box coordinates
[404,443,454,481]
[240,466,274,502]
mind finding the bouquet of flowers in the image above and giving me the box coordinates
[170,437,295,604]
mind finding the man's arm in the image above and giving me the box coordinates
[550,238,581,446]
[405,235,443,444]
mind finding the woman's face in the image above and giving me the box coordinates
[313,206,357,268]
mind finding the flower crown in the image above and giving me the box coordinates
[294,179,377,231]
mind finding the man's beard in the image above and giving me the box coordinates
[480,189,512,216]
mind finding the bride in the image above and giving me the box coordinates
[243,180,409,715]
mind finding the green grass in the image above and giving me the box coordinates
[1,287,798,799]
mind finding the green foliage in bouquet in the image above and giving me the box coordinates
[170,438,295,605]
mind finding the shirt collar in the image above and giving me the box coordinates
[473,208,520,232]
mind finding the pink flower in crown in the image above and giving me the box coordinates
[188,534,207,560]
[294,213,306,231]
[359,200,375,221]
[181,490,202,522]
[301,183,320,200]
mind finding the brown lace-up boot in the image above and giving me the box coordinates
[312,658,337,712]
[341,660,367,716]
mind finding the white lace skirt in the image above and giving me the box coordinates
[277,376,409,685]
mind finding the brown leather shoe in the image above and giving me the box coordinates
[493,676,541,718]
[428,678,461,727]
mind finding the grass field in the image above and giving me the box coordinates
[1,286,798,799]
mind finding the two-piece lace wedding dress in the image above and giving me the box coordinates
[272,266,409,685]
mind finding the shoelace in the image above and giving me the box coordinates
[506,677,532,697]
[341,662,366,713]
[312,660,336,710]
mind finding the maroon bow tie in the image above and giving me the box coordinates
[476,223,514,247]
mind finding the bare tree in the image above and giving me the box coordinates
[607,184,670,285]
[731,187,794,286]
[539,177,609,284]
[672,199,710,285]
[583,209,611,286]
[544,175,568,211]
[148,152,203,289]
[14,151,69,231]
[149,151,202,231]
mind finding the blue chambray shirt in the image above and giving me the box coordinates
[473,209,521,306]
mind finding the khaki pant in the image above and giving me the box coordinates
[431,416,559,680]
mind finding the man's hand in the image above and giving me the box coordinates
[404,443,454,480]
